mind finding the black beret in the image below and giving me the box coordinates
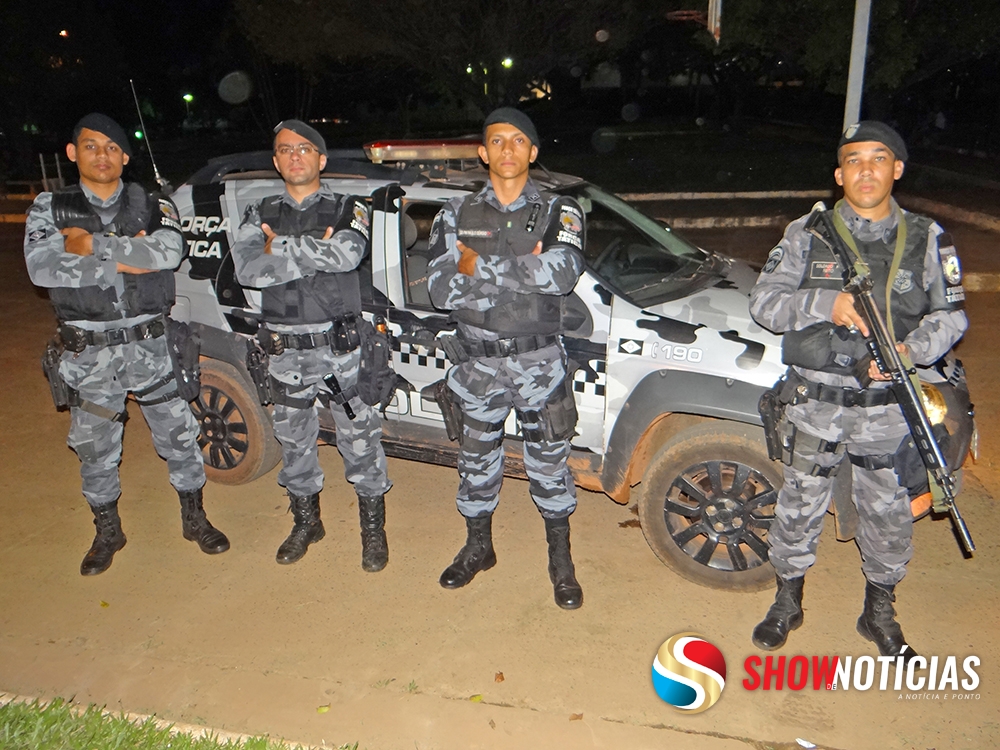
[482,107,540,149]
[273,119,327,155]
[839,121,908,162]
[72,113,132,157]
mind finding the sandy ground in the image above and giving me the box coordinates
[1,224,998,750]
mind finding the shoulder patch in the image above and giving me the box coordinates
[554,205,584,249]
[942,253,962,285]
[242,202,260,226]
[761,246,783,273]
[27,228,46,243]
[350,202,370,240]
[158,198,180,222]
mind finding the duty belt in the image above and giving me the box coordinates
[783,372,897,408]
[459,334,560,359]
[259,315,360,355]
[57,315,166,353]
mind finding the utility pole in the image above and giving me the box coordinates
[843,0,872,129]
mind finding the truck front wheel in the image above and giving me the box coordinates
[637,422,781,591]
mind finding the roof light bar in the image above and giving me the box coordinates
[363,139,481,164]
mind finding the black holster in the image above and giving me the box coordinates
[42,337,73,411]
[357,315,406,411]
[517,376,578,443]
[758,379,798,465]
[433,379,463,442]
[438,334,470,364]
[166,319,201,402]
[246,338,274,406]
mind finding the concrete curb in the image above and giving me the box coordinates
[0,691,321,749]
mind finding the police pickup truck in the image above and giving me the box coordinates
[168,140,804,591]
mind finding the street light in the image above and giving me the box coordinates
[501,57,513,69]
[182,93,194,115]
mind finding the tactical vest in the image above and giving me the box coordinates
[782,211,933,375]
[48,184,176,322]
[258,196,362,325]
[452,193,562,335]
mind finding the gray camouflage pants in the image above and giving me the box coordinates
[446,342,577,519]
[269,345,391,499]
[770,400,913,586]
[60,337,205,508]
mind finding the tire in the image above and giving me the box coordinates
[191,360,282,485]
[637,422,782,591]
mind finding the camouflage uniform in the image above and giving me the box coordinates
[750,199,968,586]
[24,183,205,506]
[231,186,391,500]
[427,179,585,518]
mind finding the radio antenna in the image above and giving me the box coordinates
[129,79,169,191]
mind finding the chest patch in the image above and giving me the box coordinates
[892,268,915,294]
[810,260,840,280]
[458,229,494,239]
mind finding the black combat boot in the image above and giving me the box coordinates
[276,492,325,564]
[544,516,584,610]
[439,514,496,588]
[358,494,388,572]
[80,501,127,576]
[178,486,230,554]
[751,575,805,650]
[857,581,918,663]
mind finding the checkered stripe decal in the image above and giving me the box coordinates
[393,339,449,370]
[573,359,606,397]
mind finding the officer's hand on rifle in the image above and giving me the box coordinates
[868,343,910,382]
[832,292,869,336]
[61,226,94,257]
[457,240,479,276]
[532,241,542,255]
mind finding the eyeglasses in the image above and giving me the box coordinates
[275,144,318,157]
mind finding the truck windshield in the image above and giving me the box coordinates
[558,184,716,307]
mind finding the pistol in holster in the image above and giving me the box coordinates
[166,319,202,402]
[42,337,73,411]
[758,380,797,465]
[517,376,579,443]
[433,379,463,442]
[246,337,274,406]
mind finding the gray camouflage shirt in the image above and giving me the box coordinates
[231,185,369,333]
[750,199,968,388]
[24,180,184,329]
[426,179,584,341]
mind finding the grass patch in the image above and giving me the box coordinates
[0,698,355,750]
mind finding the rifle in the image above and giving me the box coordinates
[805,205,975,555]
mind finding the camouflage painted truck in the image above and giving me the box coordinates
[168,140,810,591]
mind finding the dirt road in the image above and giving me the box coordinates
[1,225,998,750]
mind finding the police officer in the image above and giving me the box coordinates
[749,122,967,658]
[427,108,586,609]
[24,113,230,575]
[231,120,391,571]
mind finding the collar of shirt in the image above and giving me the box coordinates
[280,185,337,210]
[478,178,542,212]
[80,180,124,208]
[836,197,900,243]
